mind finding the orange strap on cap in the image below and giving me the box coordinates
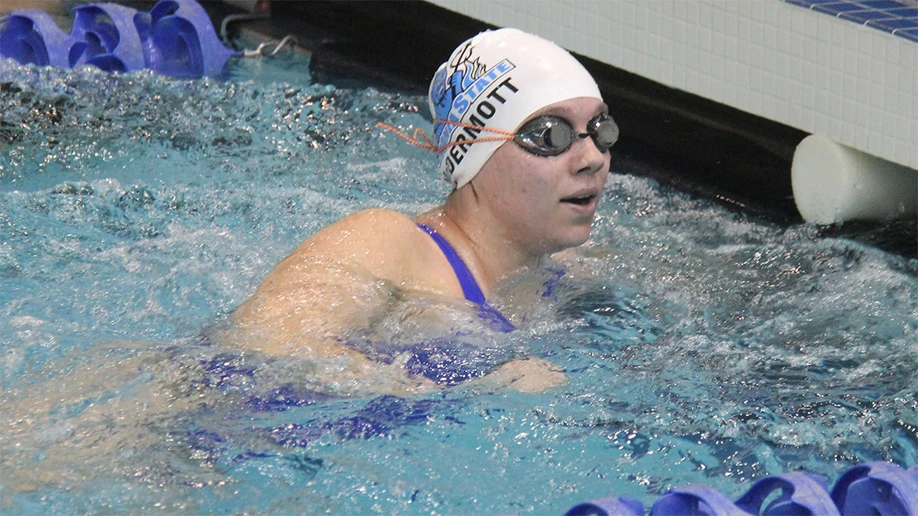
[376,119,514,153]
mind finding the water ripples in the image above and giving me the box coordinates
[0,54,915,513]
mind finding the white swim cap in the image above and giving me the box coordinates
[428,28,602,188]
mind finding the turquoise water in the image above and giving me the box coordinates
[1,51,916,514]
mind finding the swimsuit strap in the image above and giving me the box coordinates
[417,223,486,304]
[417,223,515,332]
[542,265,567,298]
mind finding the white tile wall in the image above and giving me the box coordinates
[426,0,918,171]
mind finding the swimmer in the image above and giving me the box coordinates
[225,28,618,395]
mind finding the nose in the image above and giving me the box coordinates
[571,134,609,175]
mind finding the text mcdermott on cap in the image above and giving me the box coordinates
[428,28,603,188]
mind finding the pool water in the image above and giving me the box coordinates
[1,49,916,514]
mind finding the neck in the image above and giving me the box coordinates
[419,188,544,296]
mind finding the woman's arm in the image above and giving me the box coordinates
[223,209,442,395]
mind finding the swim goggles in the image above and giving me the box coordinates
[377,112,619,157]
[513,113,619,157]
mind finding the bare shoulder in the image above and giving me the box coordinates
[301,207,420,252]
[273,208,429,283]
[329,208,420,243]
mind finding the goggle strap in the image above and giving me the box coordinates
[376,122,437,152]
[377,119,514,154]
[436,135,514,150]
[433,119,516,137]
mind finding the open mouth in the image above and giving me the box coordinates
[561,194,597,206]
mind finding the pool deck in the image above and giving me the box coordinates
[2,0,69,22]
[2,0,63,12]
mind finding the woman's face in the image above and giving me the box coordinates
[472,97,612,255]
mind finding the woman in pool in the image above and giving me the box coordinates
[226,28,618,395]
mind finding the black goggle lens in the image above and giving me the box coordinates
[514,113,619,157]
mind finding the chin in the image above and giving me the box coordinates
[546,227,592,253]
[567,233,592,250]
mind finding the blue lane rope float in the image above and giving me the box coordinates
[831,462,918,515]
[0,0,239,77]
[144,0,237,77]
[565,497,645,516]
[71,3,146,72]
[0,9,74,68]
[734,472,839,516]
[562,461,918,516]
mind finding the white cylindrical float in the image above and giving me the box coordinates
[791,134,918,225]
